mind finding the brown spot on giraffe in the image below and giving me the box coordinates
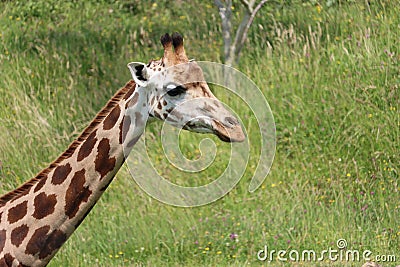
[0,229,6,251]
[135,112,144,127]
[153,110,162,120]
[32,192,57,219]
[65,169,92,219]
[1,253,14,266]
[126,92,139,109]
[25,225,50,256]
[95,138,116,179]
[11,224,29,247]
[51,163,72,185]
[38,229,67,259]
[25,225,67,259]
[7,200,28,224]
[34,176,46,193]
[103,105,121,130]
[119,115,131,144]
[77,130,98,162]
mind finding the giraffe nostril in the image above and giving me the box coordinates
[225,116,238,127]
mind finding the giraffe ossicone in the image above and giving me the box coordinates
[0,32,245,266]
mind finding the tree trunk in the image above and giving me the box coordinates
[215,0,268,66]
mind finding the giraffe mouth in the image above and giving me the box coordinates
[182,119,245,143]
[211,119,245,143]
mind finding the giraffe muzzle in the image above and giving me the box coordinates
[211,119,245,143]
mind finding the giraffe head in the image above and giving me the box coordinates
[127,33,245,142]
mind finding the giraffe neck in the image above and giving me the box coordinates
[0,80,149,266]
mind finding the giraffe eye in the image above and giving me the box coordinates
[166,85,186,97]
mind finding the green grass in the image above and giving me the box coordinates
[0,0,399,266]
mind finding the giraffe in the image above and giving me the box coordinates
[0,32,245,266]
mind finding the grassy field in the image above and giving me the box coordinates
[0,0,399,266]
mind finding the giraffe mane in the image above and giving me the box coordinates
[0,80,136,205]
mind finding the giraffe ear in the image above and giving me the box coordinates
[127,62,149,87]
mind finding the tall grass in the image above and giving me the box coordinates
[0,1,398,266]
